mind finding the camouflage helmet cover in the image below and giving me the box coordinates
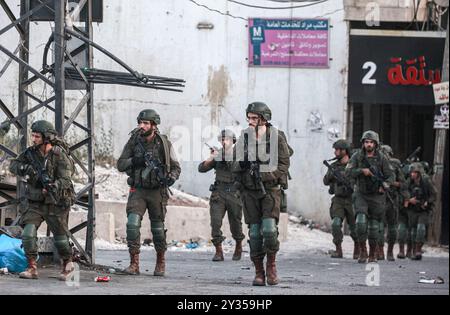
[410,162,425,174]
[360,130,380,145]
[246,102,272,121]
[137,109,161,125]
[381,144,394,157]
[31,120,57,139]
[333,139,352,152]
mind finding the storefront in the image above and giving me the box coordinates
[347,29,448,244]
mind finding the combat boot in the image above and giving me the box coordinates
[232,240,243,261]
[397,243,406,259]
[358,242,368,264]
[154,251,166,276]
[377,244,385,261]
[124,252,140,275]
[58,259,75,281]
[19,257,38,280]
[331,242,343,258]
[266,253,279,285]
[251,257,266,286]
[411,243,423,261]
[212,243,224,261]
[368,241,378,263]
[353,242,360,260]
[406,241,413,259]
[387,242,395,261]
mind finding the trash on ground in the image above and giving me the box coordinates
[0,234,27,273]
[418,276,444,284]
[95,276,111,282]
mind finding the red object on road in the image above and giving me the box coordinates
[95,276,111,282]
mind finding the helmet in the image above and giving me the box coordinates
[0,120,11,135]
[137,109,161,125]
[360,130,380,145]
[381,144,394,157]
[31,120,57,141]
[246,102,272,121]
[421,161,431,174]
[410,162,425,174]
[333,139,351,153]
[218,129,236,143]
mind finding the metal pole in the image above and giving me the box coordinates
[54,0,66,136]
[17,0,30,215]
[430,16,449,245]
[85,0,96,262]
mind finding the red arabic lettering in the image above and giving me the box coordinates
[387,56,442,86]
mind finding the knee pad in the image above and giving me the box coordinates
[416,224,427,243]
[262,218,278,248]
[22,224,37,253]
[356,213,367,235]
[151,221,166,243]
[331,217,343,235]
[248,224,263,255]
[368,220,380,240]
[126,213,141,241]
[53,235,72,258]
[262,218,278,240]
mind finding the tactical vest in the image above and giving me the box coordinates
[214,161,235,184]
[356,150,384,195]
[330,161,352,198]
[25,145,75,206]
[130,133,169,189]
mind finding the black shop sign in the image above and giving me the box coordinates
[348,33,445,106]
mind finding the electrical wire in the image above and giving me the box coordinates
[227,0,328,10]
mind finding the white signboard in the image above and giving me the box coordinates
[433,81,449,105]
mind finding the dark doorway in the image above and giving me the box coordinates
[350,103,435,164]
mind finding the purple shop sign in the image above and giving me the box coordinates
[249,18,330,68]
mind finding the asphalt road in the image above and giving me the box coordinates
[0,248,448,295]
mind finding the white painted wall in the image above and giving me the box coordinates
[0,0,349,225]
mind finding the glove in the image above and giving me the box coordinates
[131,156,146,167]
[239,161,251,170]
[166,176,176,187]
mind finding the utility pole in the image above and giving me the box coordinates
[430,16,449,245]
[54,0,66,135]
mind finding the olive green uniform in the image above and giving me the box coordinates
[378,158,408,246]
[117,132,181,254]
[233,127,291,260]
[346,150,395,244]
[405,175,436,245]
[9,145,75,261]
[198,154,245,246]
[323,160,357,245]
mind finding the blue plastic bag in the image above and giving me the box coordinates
[0,234,28,273]
[185,242,199,249]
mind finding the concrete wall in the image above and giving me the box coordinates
[36,200,289,244]
[0,0,349,225]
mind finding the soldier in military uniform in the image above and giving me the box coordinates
[404,162,437,260]
[198,130,245,262]
[9,120,76,280]
[345,131,394,264]
[378,145,408,261]
[233,102,292,286]
[323,140,358,259]
[118,109,181,276]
